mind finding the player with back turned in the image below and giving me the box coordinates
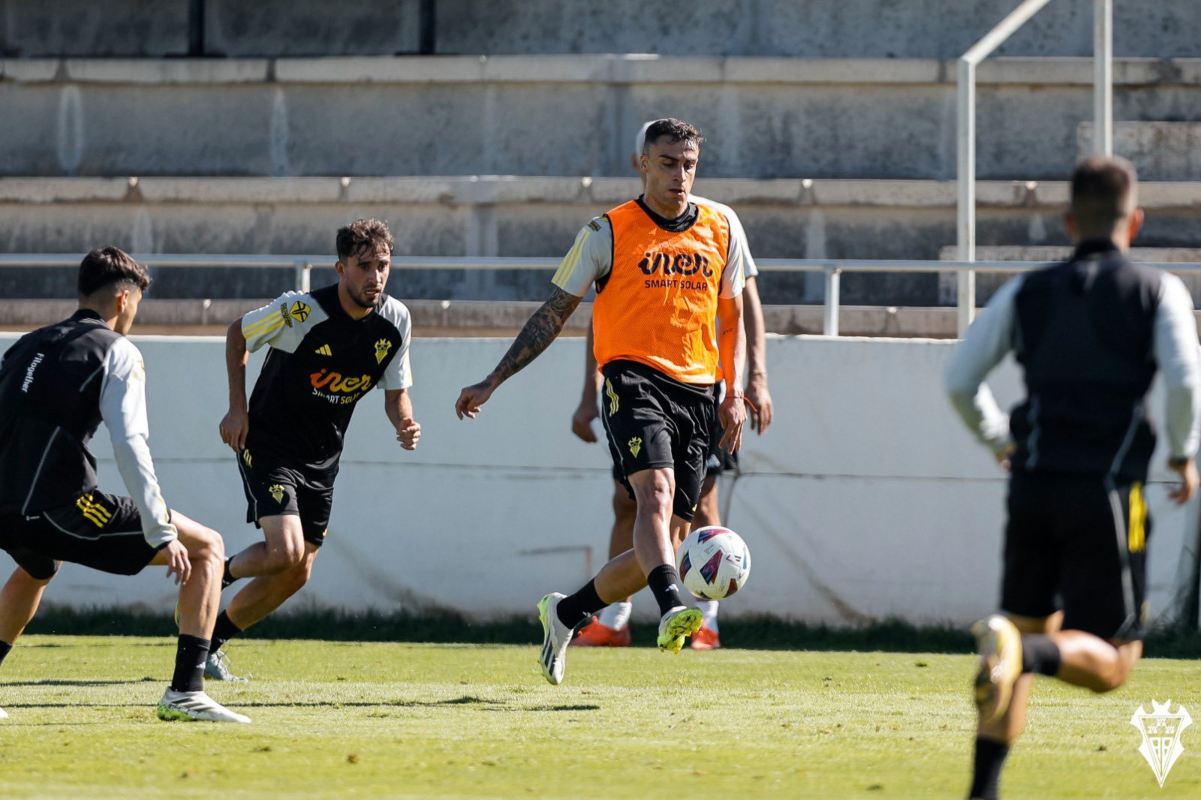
[0,247,249,723]
[456,118,748,684]
[946,156,1201,800]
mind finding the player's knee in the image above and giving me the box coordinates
[1093,658,1135,693]
[284,557,314,593]
[280,540,307,570]
[632,475,673,516]
[189,527,225,565]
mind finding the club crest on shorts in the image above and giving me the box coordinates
[1131,700,1192,787]
[628,436,642,458]
[374,338,392,364]
[268,484,285,505]
[241,449,253,468]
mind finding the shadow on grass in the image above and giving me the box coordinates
[1,678,157,687]
[22,604,1201,658]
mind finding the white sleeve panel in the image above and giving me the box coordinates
[98,338,176,548]
[718,209,747,299]
[241,291,325,354]
[551,218,613,298]
[377,297,414,391]
[694,196,759,279]
[945,276,1024,454]
[1153,273,1201,459]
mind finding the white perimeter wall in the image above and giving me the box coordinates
[1,333,1196,627]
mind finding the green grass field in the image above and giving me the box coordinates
[1,636,1198,799]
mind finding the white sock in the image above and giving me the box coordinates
[698,600,719,630]
[597,601,633,630]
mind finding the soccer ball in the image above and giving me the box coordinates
[676,526,751,600]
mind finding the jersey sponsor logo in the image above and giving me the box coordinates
[638,250,714,278]
[309,368,374,405]
[75,493,112,528]
[268,484,285,504]
[605,378,619,416]
[638,250,714,291]
[310,369,373,394]
[374,338,393,365]
[315,344,332,356]
[20,352,44,393]
[289,301,312,323]
[628,436,642,458]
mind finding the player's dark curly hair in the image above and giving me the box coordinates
[336,218,395,261]
[640,118,704,154]
[78,246,151,297]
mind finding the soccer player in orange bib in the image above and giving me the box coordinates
[456,118,747,684]
[570,119,774,650]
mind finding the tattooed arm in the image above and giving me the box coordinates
[455,287,583,419]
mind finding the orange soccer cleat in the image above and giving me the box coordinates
[689,624,721,650]
[571,616,632,647]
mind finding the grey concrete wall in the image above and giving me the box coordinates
[0,0,189,57]
[437,0,1201,58]
[3,1,1199,58]
[4,177,1201,305]
[3,57,1201,179]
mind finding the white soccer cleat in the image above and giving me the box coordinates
[537,592,573,685]
[657,606,704,654]
[156,689,250,723]
[0,706,7,720]
[205,650,249,682]
[971,614,1023,724]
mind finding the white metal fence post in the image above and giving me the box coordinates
[1094,0,1113,156]
[956,58,976,336]
[823,266,840,336]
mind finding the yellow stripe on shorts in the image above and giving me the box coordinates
[1128,482,1146,553]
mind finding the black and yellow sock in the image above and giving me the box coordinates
[1020,634,1061,676]
[210,611,242,655]
[221,557,238,589]
[555,581,605,629]
[646,564,686,617]
[171,635,210,693]
[968,736,1009,800]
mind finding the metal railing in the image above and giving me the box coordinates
[5,253,1201,338]
[958,0,1113,334]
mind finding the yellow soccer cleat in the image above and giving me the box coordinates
[657,606,703,654]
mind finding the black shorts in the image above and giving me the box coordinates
[237,447,333,547]
[600,360,715,522]
[0,491,162,580]
[1001,471,1149,642]
[609,388,735,483]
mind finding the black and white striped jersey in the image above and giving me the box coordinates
[241,284,412,472]
[947,240,1201,482]
[0,309,175,547]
